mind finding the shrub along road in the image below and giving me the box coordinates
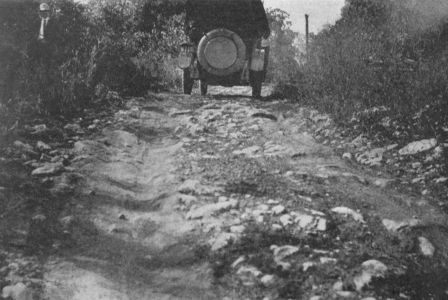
[1,87,448,300]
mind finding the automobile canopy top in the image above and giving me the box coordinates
[185,0,270,42]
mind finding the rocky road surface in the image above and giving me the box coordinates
[2,87,448,300]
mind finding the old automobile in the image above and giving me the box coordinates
[178,0,270,98]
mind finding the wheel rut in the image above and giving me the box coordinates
[40,88,448,300]
[43,98,219,300]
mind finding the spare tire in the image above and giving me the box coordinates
[197,28,247,76]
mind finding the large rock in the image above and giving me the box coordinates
[351,134,368,148]
[335,291,356,298]
[178,179,219,195]
[302,262,316,271]
[169,109,193,117]
[236,265,262,286]
[271,205,286,215]
[36,141,51,151]
[230,225,245,234]
[373,178,394,188]
[353,260,388,291]
[270,245,299,262]
[105,130,138,148]
[331,207,365,223]
[264,144,290,156]
[178,179,202,194]
[64,123,83,134]
[31,162,64,176]
[73,140,106,155]
[187,199,238,220]
[129,106,141,119]
[260,274,276,287]
[362,259,388,274]
[435,177,448,184]
[2,282,32,300]
[59,215,76,229]
[342,153,352,160]
[270,245,299,270]
[399,139,437,156]
[294,213,314,228]
[106,90,122,102]
[279,214,293,227]
[293,212,327,232]
[418,237,435,257]
[232,146,262,157]
[210,232,236,251]
[187,123,206,136]
[30,124,48,135]
[50,182,74,196]
[356,148,385,166]
[13,141,36,155]
[382,219,419,232]
[315,218,327,231]
[320,257,337,264]
[177,194,198,206]
[231,256,246,269]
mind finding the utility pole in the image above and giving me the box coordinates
[305,14,309,55]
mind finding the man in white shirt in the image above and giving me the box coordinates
[38,3,50,41]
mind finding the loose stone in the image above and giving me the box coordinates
[271,205,286,215]
[260,274,276,287]
[271,245,299,262]
[31,162,64,176]
[187,199,238,219]
[331,207,365,223]
[418,237,435,257]
[236,265,262,286]
[279,214,293,227]
[353,260,388,291]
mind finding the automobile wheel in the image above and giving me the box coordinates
[250,71,263,99]
[182,69,194,95]
[200,80,208,96]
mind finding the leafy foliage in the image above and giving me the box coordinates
[300,0,448,140]
[265,8,302,96]
[0,0,185,122]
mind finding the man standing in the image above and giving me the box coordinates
[38,3,51,41]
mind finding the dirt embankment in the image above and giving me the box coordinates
[1,87,448,300]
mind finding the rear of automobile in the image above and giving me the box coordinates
[178,0,270,98]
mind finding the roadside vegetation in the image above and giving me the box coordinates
[0,0,186,137]
[274,0,447,173]
[0,0,298,136]
[1,1,448,299]
[302,0,448,123]
[2,0,447,146]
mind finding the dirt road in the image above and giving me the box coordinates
[23,87,448,299]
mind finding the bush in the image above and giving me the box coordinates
[299,0,448,140]
[1,0,305,122]
[265,8,302,96]
[0,0,186,120]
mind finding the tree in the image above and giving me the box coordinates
[265,8,301,95]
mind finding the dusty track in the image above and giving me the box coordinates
[39,87,448,300]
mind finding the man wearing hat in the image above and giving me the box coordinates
[26,1,55,105]
[38,3,51,41]
[29,2,53,64]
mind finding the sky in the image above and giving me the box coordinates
[71,0,346,35]
[263,0,346,34]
